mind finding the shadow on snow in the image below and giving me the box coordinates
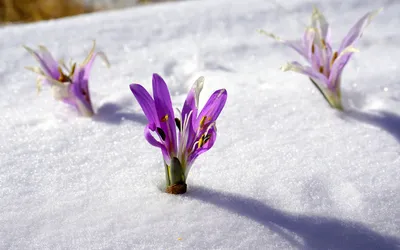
[93,102,147,125]
[188,186,400,250]
[340,109,400,144]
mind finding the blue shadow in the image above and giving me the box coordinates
[187,186,400,250]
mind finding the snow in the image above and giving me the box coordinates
[1,0,399,249]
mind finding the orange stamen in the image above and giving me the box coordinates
[321,39,326,49]
[161,114,169,122]
[330,51,338,67]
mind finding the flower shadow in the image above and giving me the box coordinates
[187,186,400,250]
[340,109,400,144]
[94,102,147,125]
[203,61,235,73]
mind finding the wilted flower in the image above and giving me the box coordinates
[260,7,382,110]
[130,74,227,194]
[24,41,109,116]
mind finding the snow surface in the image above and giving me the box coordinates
[1,0,400,249]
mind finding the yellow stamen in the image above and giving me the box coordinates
[330,51,338,67]
[312,44,315,54]
[321,39,326,49]
[198,135,205,148]
[58,67,65,81]
[199,116,207,128]
[319,66,324,74]
[161,114,169,122]
[69,63,76,78]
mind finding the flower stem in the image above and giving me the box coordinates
[310,78,343,111]
[164,157,187,194]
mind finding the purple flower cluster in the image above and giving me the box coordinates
[260,7,381,110]
[25,41,109,116]
[24,6,381,194]
[130,74,227,193]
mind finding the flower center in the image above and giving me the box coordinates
[57,63,76,83]
[198,133,211,148]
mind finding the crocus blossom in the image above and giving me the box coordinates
[260,7,382,110]
[130,74,227,194]
[25,41,109,116]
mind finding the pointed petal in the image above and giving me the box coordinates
[281,61,329,87]
[339,8,382,52]
[130,84,158,125]
[82,40,97,66]
[152,74,174,119]
[152,73,177,153]
[182,76,204,122]
[179,77,205,153]
[24,45,61,79]
[311,7,330,43]
[187,126,217,169]
[71,67,94,116]
[329,46,359,89]
[259,29,307,59]
[303,28,316,61]
[196,89,227,129]
[144,125,169,161]
[81,42,110,80]
[38,46,60,76]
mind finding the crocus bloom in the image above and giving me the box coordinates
[260,7,382,110]
[130,74,227,194]
[25,41,109,116]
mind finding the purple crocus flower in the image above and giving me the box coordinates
[24,41,109,117]
[260,7,382,110]
[130,74,227,194]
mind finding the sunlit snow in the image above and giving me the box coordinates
[0,0,399,249]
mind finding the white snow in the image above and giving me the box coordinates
[1,0,400,249]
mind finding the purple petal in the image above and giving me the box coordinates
[303,28,316,61]
[188,126,217,166]
[71,67,94,116]
[259,30,307,59]
[178,79,206,156]
[182,76,204,125]
[152,73,177,154]
[25,46,61,79]
[311,7,331,43]
[82,51,109,81]
[339,8,381,52]
[196,89,227,131]
[328,46,358,89]
[144,125,170,162]
[283,40,308,59]
[281,61,329,87]
[182,89,196,122]
[130,84,158,125]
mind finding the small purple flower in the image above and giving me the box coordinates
[260,7,382,110]
[130,74,227,194]
[25,41,109,117]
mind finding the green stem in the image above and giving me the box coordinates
[164,157,187,195]
[309,78,343,111]
[164,157,185,187]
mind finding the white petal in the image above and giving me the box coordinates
[193,76,204,108]
[51,84,70,100]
